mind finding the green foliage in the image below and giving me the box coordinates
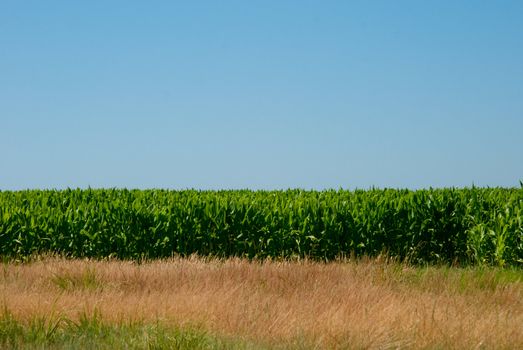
[0,188,522,265]
[0,309,253,349]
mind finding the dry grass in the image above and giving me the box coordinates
[1,256,521,349]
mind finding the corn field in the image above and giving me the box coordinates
[0,188,522,265]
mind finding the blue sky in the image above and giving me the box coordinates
[1,1,522,190]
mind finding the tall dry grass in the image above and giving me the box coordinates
[1,256,521,349]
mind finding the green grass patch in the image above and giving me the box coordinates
[382,263,523,294]
[0,309,260,350]
[51,268,102,292]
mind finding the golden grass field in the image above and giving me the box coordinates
[1,256,521,349]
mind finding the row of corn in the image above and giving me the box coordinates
[0,188,521,265]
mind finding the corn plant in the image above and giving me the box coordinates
[0,188,521,265]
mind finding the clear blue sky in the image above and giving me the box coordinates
[2,1,522,190]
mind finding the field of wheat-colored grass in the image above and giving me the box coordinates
[1,256,521,349]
